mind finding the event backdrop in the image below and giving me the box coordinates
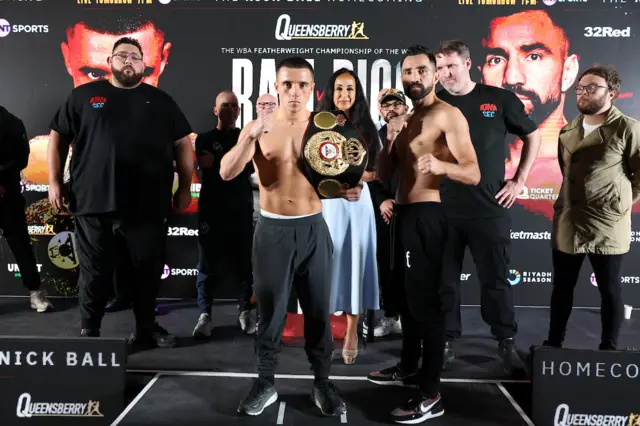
[0,0,639,308]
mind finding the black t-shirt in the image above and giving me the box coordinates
[49,80,192,217]
[437,83,538,219]
[195,127,254,218]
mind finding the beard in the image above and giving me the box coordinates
[404,82,432,101]
[384,111,399,122]
[112,65,143,87]
[577,94,608,115]
[504,83,561,127]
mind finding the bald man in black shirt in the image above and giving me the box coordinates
[435,40,541,375]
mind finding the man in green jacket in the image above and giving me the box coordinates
[545,65,640,350]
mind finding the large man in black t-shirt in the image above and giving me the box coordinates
[48,37,194,350]
[434,40,541,374]
[191,90,256,339]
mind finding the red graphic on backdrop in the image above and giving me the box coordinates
[316,90,325,102]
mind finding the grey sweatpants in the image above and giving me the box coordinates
[252,212,334,380]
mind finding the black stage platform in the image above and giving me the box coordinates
[1,297,638,425]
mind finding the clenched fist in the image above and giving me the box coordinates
[386,115,408,143]
[249,111,274,139]
[418,153,446,176]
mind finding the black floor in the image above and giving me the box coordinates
[114,375,530,426]
[1,297,639,425]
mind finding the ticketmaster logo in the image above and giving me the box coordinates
[275,14,368,41]
[510,230,551,240]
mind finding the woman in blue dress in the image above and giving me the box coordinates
[318,68,381,364]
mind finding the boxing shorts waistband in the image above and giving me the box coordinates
[257,211,325,227]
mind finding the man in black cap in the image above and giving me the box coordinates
[366,89,408,338]
[0,106,53,312]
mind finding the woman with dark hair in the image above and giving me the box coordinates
[319,68,380,365]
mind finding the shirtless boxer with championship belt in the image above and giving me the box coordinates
[367,45,481,424]
[220,57,356,418]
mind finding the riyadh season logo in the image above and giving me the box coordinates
[509,269,552,285]
[508,269,521,285]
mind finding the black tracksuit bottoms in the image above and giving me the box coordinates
[252,212,334,381]
[74,213,167,331]
[440,216,517,341]
[392,202,447,397]
[0,194,41,290]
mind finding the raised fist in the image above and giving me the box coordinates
[386,115,408,143]
[249,111,274,139]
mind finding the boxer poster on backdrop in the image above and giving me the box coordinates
[0,0,638,307]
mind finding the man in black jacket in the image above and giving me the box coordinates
[0,106,53,312]
[366,89,408,338]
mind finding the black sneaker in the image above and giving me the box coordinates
[311,379,346,416]
[129,322,177,351]
[442,341,455,369]
[237,378,278,416]
[80,329,100,337]
[498,338,526,375]
[390,394,444,424]
[367,364,419,386]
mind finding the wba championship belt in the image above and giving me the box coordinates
[301,110,369,199]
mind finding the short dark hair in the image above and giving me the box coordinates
[112,37,143,57]
[579,64,622,99]
[67,13,158,38]
[435,40,470,60]
[401,45,436,71]
[276,56,314,77]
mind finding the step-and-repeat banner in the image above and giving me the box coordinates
[0,0,639,307]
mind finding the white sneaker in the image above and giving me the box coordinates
[192,313,213,338]
[239,310,257,335]
[30,291,53,313]
[373,317,402,338]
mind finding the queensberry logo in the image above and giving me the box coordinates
[480,103,497,118]
[90,96,106,109]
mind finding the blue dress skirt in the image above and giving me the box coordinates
[321,182,380,315]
